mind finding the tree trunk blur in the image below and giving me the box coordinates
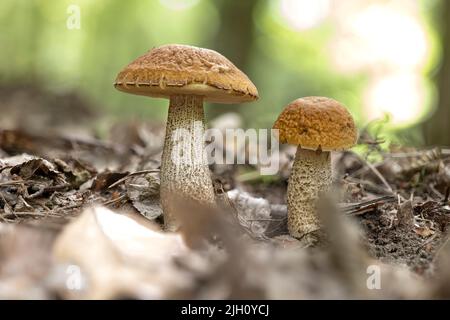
[207,0,259,118]
[213,0,258,69]
[424,0,450,146]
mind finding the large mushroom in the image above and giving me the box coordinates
[273,97,357,238]
[114,44,258,230]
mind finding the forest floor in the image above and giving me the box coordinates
[0,87,449,299]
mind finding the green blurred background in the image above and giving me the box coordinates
[1,0,450,146]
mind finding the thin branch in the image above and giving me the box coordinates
[108,169,159,189]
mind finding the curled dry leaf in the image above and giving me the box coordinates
[2,154,94,190]
[227,189,271,238]
[126,175,162,220]
[53,158,95,188]
[10,158,61,181]
[1,153,38,168]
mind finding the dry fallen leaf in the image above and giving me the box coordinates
[227,189,272,238]
[413,226,435,238]
[126,175,162,220]
[53,206,190,299]
[91,171,128,191]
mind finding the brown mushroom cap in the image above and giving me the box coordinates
[114,44,258,104]
[273,96,358,151]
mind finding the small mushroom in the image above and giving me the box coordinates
[115,44,258,230]
[273,97,357,238]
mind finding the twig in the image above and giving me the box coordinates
[416,233,438,252]
[361,156,393,192]
[429,183,444,200]
[25,183,71,199]
[1,211,48,218]
[350,152,394,194]
[350,159,387,178]
[0,180,27,186]
[102,194,127,206]
[0,201,84,221]
[386,149,448,158]
[108,169,159,189]
[342,195,396,216]
[54,203,85,213]
[346,177,394,196]
[18,195,33,209]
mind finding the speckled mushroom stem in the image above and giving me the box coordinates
[160,95,216,231]
[287,148,332,238]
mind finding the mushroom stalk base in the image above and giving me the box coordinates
[160,95,215,231]
[287,148,332,238]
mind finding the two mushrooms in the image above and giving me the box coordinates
[114,44,358,239]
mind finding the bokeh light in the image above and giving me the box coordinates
[328,0,433,127]
[159,0,200,11]
[279,0,331,30]
[364,72,426,126]
[332,3,428,72]
[0,0,442,142]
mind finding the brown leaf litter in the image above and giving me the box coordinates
[0,122,449,299]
